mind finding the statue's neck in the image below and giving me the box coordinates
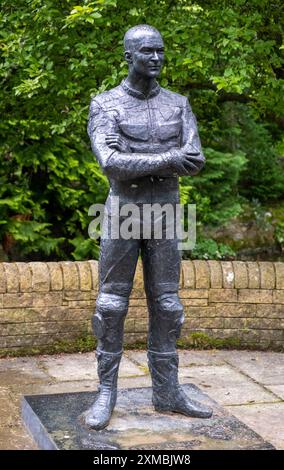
[126,70,157,97]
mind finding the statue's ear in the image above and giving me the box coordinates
[124,51,132,64]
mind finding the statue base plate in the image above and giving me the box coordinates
[22,384,274,450]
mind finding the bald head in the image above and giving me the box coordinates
[124,25,163,52]
[124,25,164,80]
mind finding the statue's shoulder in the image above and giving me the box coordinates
[159,87,187,107]
[90,85,124,110]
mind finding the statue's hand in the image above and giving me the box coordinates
[105,133,130,152]
[169,146,205,176]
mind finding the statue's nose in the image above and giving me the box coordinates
[152,51,159,61]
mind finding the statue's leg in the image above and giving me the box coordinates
[142,237,213,419]
[84,234,140,430]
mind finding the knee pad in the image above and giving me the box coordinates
[92,293,128,339]
[155,293,184,340]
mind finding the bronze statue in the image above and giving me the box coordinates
[84,24,213,430]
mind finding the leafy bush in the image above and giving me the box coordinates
[0,0,283,260]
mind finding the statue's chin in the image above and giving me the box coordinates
[146,70,161,78]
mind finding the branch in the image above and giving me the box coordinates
[185,81,251,103]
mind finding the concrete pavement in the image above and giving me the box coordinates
[0,349,283,450]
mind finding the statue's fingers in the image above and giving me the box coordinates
[185,151,200,157]
[185,156,204,164]
[107,143,121,150]
[184,161,199,172]
[106,137,120,144]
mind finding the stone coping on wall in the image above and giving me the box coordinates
[0,260,283,353]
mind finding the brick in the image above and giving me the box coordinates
[32,292,63,307]
[273,290,284,304]
[275,262,284,289]
[267,329,284,341]
[181,298,208,306]
[212,302,256,317]
[42,307,93,322]
[0,332,85,349]
[65,300,95,308]
[23,320,88,335]
[207,260,223,288]
[30,262,50,292]
[129,298,147,307]
[221,261,234,288]
[3,263,19,292]
[246,262,260,288]
[3,293,33,308]
[48,262,63,291]
[128,306,148,319]
[223,317,272,330]
[60,262,80,290]
[0,263,6,293]
[124,318,135,333]
[67,308,93,321]
[63,291,95,301]
[246,318,284,330]
[209,289,238,303]
[273,305,284,318]
[193,260,210,288]
[88,260,99,290]
[0,308,31,323]
[130,288,146,299]
[182,261,195,288]
[1,323,26,336]
[124,332,147,344]
[178,289,208,299]
[184,306,217,318]
[259,262,275,289]
[184,317,224,329]
[133,260,144,289]
[232,261,248,289]
[134,318,148,332]
[16,263,32,292]
[76,261,92,291]
[238,289,273,304]
[256,304,284,318]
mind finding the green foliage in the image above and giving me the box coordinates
[186,237,236,261]
[177,332,242,350]
[0,0,283,260]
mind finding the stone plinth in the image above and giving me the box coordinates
[22,384,274,450]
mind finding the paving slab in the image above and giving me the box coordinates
[227,402,284,450]
[0,357,50,386]
[39,353,145,381]
[22,384,274,450]
[217,350,284,385]
[126,350,226,368]
[178,365,278,405]
[265,384,284,400]
[0,396,21,427]
[0,424,38,450]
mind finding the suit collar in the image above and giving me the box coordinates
[121,79,160,99]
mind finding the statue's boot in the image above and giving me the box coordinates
[84,349,122,430]
[84,293,128,430]
[148,351,213,419]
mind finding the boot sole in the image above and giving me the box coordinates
[154,406,213,419]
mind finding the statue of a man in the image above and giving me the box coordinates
[84,24,213,430]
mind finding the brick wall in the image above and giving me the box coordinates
[0,260,283,353]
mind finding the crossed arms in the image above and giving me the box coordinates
[88,97,205,181]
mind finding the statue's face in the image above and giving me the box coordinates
[128,33,164,78]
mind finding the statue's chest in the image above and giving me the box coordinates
[117,101,182,143]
